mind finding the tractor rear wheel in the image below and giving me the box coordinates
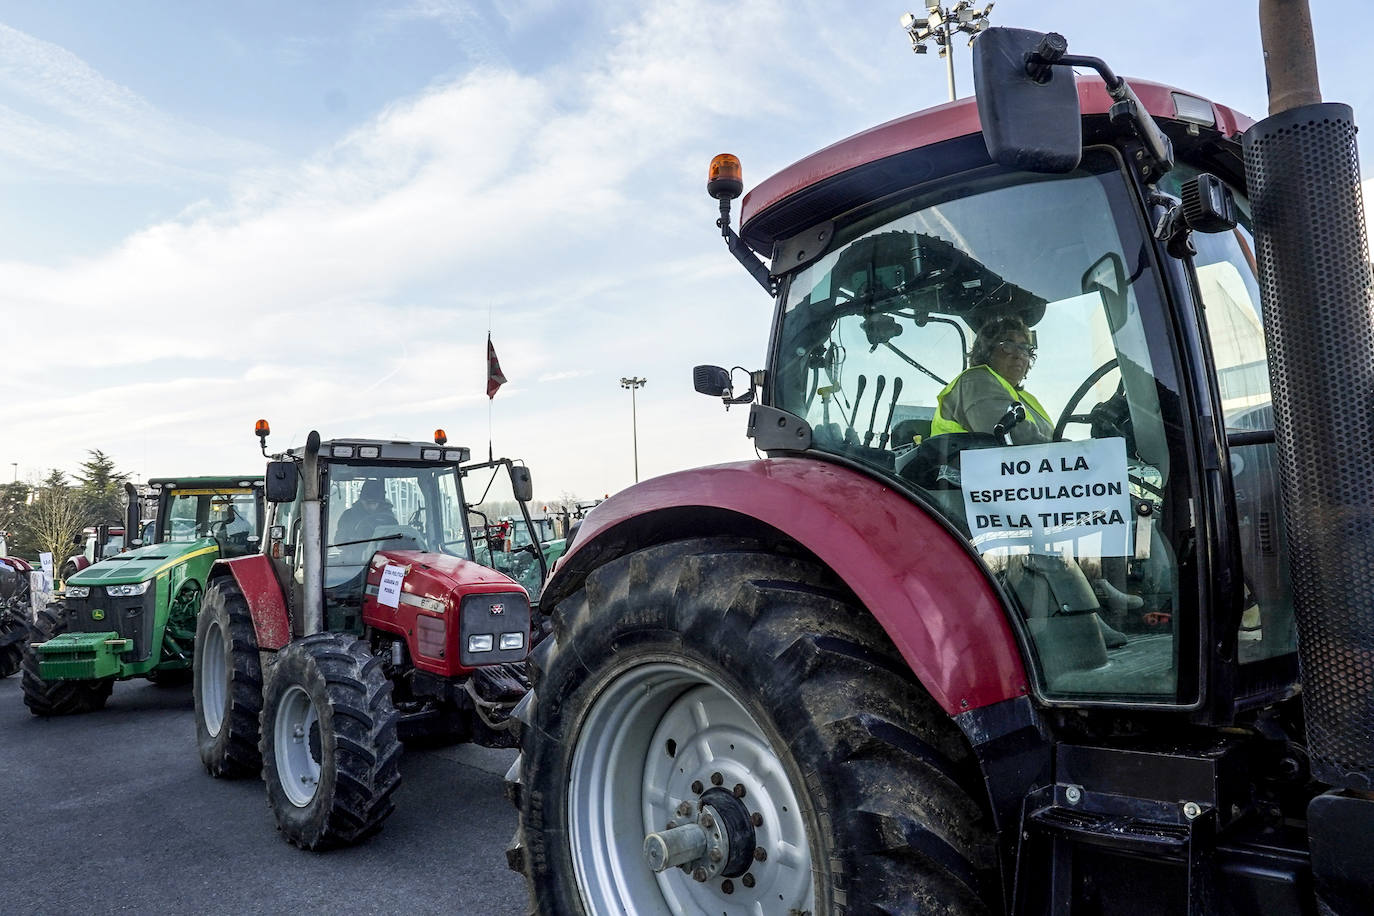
[20,605,114,716]
[193,578,263,777]
[508,537,999,914]
[260,633,402,850]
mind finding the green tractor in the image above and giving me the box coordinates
[22,475,265,715]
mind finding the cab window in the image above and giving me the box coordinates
[774,148,1195,703]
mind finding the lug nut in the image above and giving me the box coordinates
[742,873,756,888]
[722,879,735,895]
[709,849,723,863]
[677,801,693,816]
[733,783,746,798]
[692,868,708,883]
[701,813,715,830]
[754,847,768,862]
[691,780,704,794]
[711,772,723,786]
[751,812,763,827]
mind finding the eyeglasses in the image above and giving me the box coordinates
[997,340,1037,361]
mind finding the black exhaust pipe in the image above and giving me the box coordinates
[1247,2,1374,911]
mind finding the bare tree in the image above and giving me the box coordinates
[18,484,84,576]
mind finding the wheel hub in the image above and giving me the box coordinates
[569,661,814,912]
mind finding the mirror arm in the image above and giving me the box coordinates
[718,198,778,296]
[1036,50,1175,178]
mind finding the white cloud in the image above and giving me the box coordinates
[0,23,267,184]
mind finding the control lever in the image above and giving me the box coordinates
[993,401,1026,445]
[877,377,904,448]
[863,375,886,446]
[845,374,868,443]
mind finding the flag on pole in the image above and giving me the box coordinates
[486,333,507,399]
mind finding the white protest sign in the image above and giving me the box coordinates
[39,552,54,591]
[377,564,406,609]
[959,437,1132,557]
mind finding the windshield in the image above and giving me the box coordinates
[775,148,1196,703]
[161,486,261,558]
[324,464,468,584]
[462,461,545,602]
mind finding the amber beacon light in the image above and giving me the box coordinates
[707,153,743,201]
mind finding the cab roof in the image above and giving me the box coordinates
[289,439,472,464]
[739,76,1253,252]
[147,475,263,489]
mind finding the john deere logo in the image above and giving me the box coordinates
[91,609,105,621]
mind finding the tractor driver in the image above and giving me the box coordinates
[931,315,1052,444]
[932,315,1137,648]
[335,479,397,543]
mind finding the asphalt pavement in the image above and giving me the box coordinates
[0,673,529,915]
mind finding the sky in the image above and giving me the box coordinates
[1,0,1371,502]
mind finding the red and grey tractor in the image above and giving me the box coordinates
[59,523,127,585]
[0,553,33,678]
[507,10,1374,915]
[193,422,547,850]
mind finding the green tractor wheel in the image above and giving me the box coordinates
[20,605,114,716]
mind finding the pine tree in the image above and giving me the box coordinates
[75,450,128,525]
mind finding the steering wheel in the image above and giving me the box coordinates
[1053,358,1118,441]
[407,507,425,529]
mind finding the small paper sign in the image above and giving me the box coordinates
[39,552,54,591]
[378,564,406,608]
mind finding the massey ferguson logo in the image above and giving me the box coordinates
[488,602,505,616]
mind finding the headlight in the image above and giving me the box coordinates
[499,632,524,651]
[106,581,152,597]
[66,585,90,598]
[467,634,493,653]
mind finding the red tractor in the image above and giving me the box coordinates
[193,423,546,850]
[60,523,127,584]
[507,9,1373,915]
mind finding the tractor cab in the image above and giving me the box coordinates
[701,56,1294,716]
[259,432,546,641]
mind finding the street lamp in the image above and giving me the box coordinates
[9,463,15,483]
[619,376,647,483]
[900,1,995,101]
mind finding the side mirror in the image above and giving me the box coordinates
[265,461,299,503]
[511,466,534,503]
[1082,252,1129,332]
[972,28,1082,173]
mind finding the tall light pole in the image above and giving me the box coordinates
[900,2,994,102]
[619,376,646,483]
[9,463,15,483]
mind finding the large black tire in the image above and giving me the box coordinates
[0,607,26,678]
[193,578,263,778]
[507,537,999,915]
[260,633,402,850]
[21,605,114,716]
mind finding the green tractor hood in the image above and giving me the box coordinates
[66,539,220,587]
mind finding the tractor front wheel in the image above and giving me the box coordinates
[193,578,263,777]
[508,537,999,914]
[20,605,114,716]
[260,633,402,850]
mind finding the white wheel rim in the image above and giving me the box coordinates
[201,619,226,737]
[275,683,321,807]
[568,661,814,914]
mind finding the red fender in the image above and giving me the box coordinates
[212,554,290,650]
[556,459,1028,715]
